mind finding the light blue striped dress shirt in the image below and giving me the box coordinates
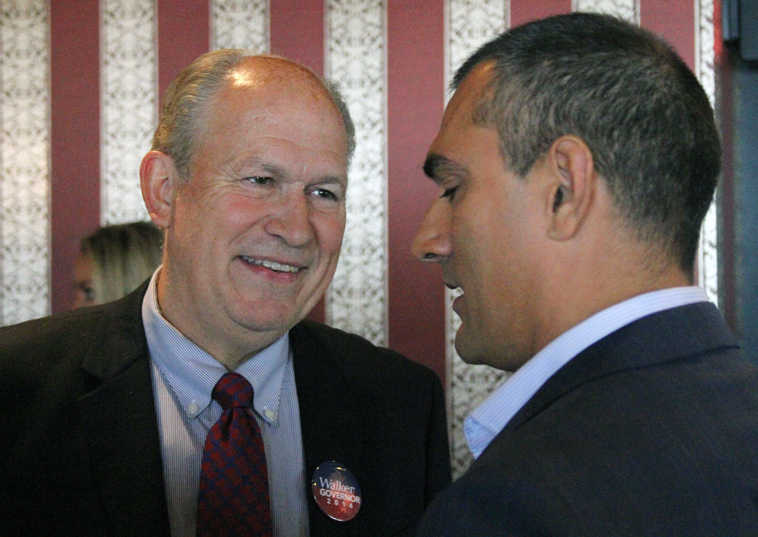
[141,270,309,537]
[464,286,710,459]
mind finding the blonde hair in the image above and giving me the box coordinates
[81,221,163,304]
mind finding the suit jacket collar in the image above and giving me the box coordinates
[77,282,171,534]
[501,302,738,436]
[290,321,368,537]
[80,281,150,379]
[74,289,371,536]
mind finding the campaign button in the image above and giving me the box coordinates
[311,460,362,522]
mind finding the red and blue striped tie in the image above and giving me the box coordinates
[197,372,273,537]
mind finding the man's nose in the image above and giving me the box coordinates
[264,191,314,247]
[411,199,452,262]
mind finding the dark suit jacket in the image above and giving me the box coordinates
[417,302,758,536]
[0,283,450,537]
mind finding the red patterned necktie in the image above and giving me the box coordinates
[196,372,273,537]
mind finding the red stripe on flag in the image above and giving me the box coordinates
[511,0,571,27]
[641,0,696,70]
[387,0,446,382]
[270,0,328,323]
[270,0,324,75]
[50,0,101,313]
[157,0,211,101]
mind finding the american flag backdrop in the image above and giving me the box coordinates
[0,0,719,476]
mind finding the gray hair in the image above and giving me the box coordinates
[454,13,721,273]
[151,49,356,179]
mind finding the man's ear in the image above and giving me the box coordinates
[545,136,596,241]
[140,150,180,229]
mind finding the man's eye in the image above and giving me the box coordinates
[441,186,458,200]
[77,284,95,302]
[312,188,339,202]
[244,176,273,185]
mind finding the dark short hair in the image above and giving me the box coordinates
[151,49,355,180]
[454,13,721,273]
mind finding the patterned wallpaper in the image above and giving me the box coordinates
[326,0,389,345]
[1,1,49,325]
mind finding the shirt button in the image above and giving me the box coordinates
[188,402,199,415]
[264,408,276,420]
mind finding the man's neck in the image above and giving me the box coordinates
[534,251,692,358]
[154,269,285,371]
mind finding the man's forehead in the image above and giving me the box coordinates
[190,57,349,175]
[205,66,338,128]
[227,56,327,97]
[205,63,342,145]
[441,61,496,128]
[225,149,348,183]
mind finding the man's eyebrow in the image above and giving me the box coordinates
[261,162,286,177]
[261,162,347,187]
[423,153,468,184]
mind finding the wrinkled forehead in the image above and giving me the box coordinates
[190,67,348,178]
[201,61,343,126]
[208,60,346,148]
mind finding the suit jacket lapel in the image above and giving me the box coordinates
[291,322,366,537]
[502,302,737,436]
[78,284,170,535]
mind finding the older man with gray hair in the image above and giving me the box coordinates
[2,50,450,537]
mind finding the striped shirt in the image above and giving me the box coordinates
[142,269,309,537]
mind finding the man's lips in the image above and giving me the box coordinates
[443,277,460,290]
[445,278,464,314]
[451,292,464,314]
[238,255,306,274]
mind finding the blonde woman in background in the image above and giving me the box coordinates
[73,221,162,309]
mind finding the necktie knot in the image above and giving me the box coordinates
[212,372,253,410]
[199,372,271,536]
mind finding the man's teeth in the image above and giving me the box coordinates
[241,256,301,273]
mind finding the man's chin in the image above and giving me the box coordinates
[454,334,483,365]
[454,333,517,371]
[227,305,298,336]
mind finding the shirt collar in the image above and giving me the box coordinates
[141,268,290,424]
[464,286,710,459]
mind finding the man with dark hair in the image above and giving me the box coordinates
[1,51,450,537]
[413,13,758,536]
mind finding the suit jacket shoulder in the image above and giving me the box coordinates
[1,283,169,536]
[417,303,758,537]
[292,320,451,537]
[1,297,451,537]
[292,319,440,392]
[1,285,149,445]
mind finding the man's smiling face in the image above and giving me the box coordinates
[159,59,348,362]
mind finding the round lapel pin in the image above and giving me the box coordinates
[311,460,362,522]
